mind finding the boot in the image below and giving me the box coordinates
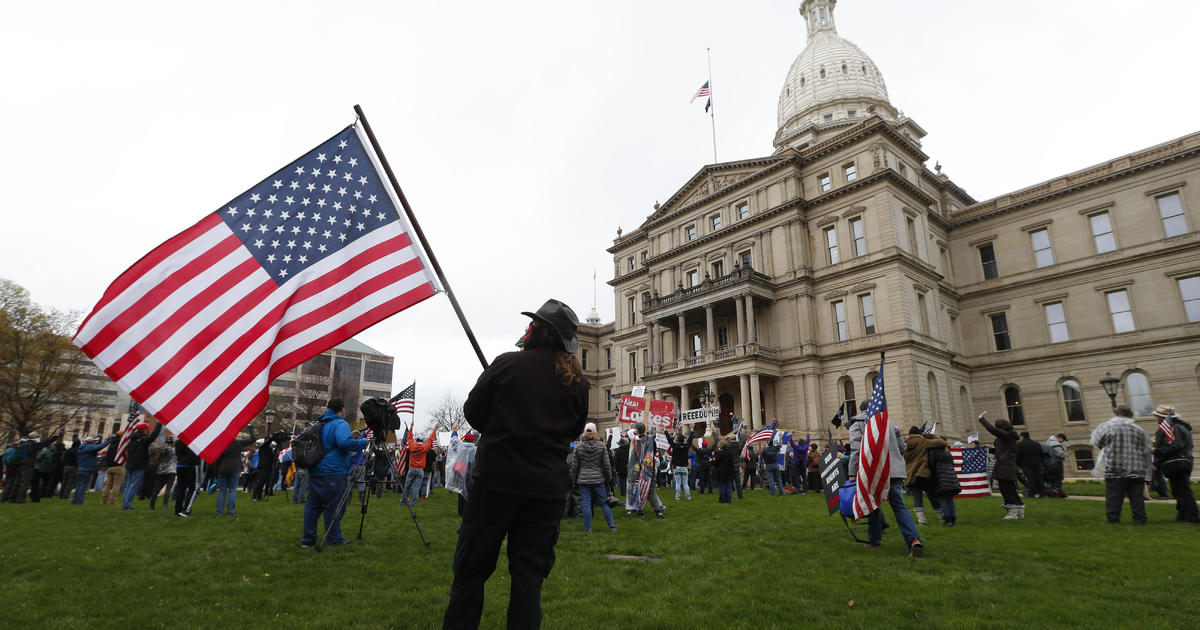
[914,507,928,525]
[1016,505,1025,520]
[944,515,956,527]
[1002,505,1020,520]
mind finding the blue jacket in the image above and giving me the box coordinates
[77,438,114,473]
[311,409,367,477]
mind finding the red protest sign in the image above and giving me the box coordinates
[618,395,645,424]
[647,400,676,430]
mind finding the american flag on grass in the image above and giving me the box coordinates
[113,402,142,466]
[951,446,991,497]
[853,355,890,519]
[73,123,441,463]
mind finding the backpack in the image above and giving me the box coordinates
[292,418,333,469]
[4,443,29,466]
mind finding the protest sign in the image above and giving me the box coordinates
[647,400,676,430]
[618,395,645,424]
[631,386,646,398]
[820,448,847,516]
[676,407,719,426]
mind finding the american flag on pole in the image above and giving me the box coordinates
[853,355,890,519]
[691,81,710,102]
[113,402,142,466]
[392,382,416,415]
[741,419,778,458]
[394,426,411,479]
[73,123,442,463]
[951,446,992,497]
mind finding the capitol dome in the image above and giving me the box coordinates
[774,0,899,152]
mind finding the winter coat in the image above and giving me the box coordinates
[77,438,114,473]
[1154,417,1194,461]
[979,416,1019,481]
[175,439,201,468]
[465,345,590,500]
[406,429,437,469]
[761,443,781,471]
[1015,438,1044,470]
[1042,437,1067,469]
[695,446,713,470]
[311,410,367,477]
[713,444,738,482]
[124,423,163,471]
[63,443,79,468]
[848,414,907,480]
[928,446,961,497]
[214,426,257,478]
[614,439,630,474]
[571,438,611,486]
[902,433,936,484]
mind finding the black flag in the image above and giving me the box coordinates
[830,406,845,428]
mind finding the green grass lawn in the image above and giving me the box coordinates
[2,485,1197,629]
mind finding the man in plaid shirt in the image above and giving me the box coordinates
[1090,405,1150,525]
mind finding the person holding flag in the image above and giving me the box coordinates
[1152,404,1198,523]
[848,355,923,557]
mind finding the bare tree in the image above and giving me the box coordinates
[427,390,467,434]
[0,279,98,439]
[266,369,330,433]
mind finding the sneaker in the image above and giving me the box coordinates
[584,529,591,534]
[909,540,924,558]
[300,542,313,548]
[176,512,189,518]
[655,511,665,519]
[609,526,618,532]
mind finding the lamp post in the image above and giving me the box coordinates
[264,408,276,433]
[698,384,716,435]
[1099,372,1120,411]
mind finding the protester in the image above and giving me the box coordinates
[301,399,367,547]
[1016,431,1045,498]
[59,438,79,500]
[121,421,162,510]
[807,443,823,493]
[762,438,783,496]
[1042,434,1068,497]
[742,445,759,491]
[403,427,437,506]
[713,437,738,504]
[849,402,923,557]
[174,435,201,517]
[1091,405,1151,525]
[1151,404,1198,523]
[978,411,1024,520]
[149,436,178,510]
[445,432,478,516]
[443,298,588,629]
[669,429,694,501]
[33,435,62,501]
[788,433,810,494]
[213,427,256,516]
[626,423,666,518]
[99,437,125,506]
[73,435,113,505]
[571,423,616,533]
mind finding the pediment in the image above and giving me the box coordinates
[642,156,788,226]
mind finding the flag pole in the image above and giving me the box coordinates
[353,104,489,370]
[707,48,718,163]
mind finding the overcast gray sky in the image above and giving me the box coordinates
[3,0,1198,429]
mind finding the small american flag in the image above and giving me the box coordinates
[691,81,710,102]
[394,426,410,478]
[392,382,416,415]
[742,420,778,458]
[73,123,440,463]
[1158,417,1175,443]
[113,403,142,466]
[853,355,890,519]
[951,446,991,497]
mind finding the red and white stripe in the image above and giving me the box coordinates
[950,447,991,497]
[113,410,140,466]
[1158,417,1175,443]
[852,408,890,519]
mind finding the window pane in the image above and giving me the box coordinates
[860,294,875,335]
[1182,276,1200,322]
[833,301,847,341]
[979,244,998,280]
[1111,311,1134,333]
[820,174,831,192]
[1090,212,1115,253]
[1090,212,1111,234]
[1163,215,1187,238]
[1035,249,1054,268]
[826,228,839,264]
[737,203,749,219]
[1158,194,1186,237]
[1031,229,1050,250]
[991,313,1011,350]
[1107,290,1134,332]
[1095,233,1116,253]
[1107,290,1130,313]
[1031,229,1054,267]
[1062,380,1086,422]
[1004,386,1024,425]
[1045,303,1068,343]
[844,164,857,181]
[850,218,866,256]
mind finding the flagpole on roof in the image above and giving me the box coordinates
[707,48,718,163]
[353,105,489,371]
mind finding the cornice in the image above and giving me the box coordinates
[641,157,795,231]
[799,116,929,165]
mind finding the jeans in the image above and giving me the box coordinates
[790,462,808,492]
[72,472,93,504]
[403,469,424,505]
[718,479,734,503]
[673,466,691,500]
[444,484,563,630]
[292,468,309,504]
[580,484,615,531]
[216,474,239,515]
[1105,477,1147,523]
[938,494,956,520]
[867,479,921,546]
[765,468,783,496]
[302,474,350,545]
[121,469,145,509]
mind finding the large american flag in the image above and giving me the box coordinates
[853,355,890,519]
[73,123,441,463]
[392,382,416,415]
[113,402,142,466]
[741,419,778,458]
[951,446,991,497]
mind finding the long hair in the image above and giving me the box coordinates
[525,322,582,387]
[579,431,600,442]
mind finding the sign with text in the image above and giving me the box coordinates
[820,448,847,516]
[677,407,719,426]
[647,400,676,430]
[631,386,646,398]
[618,395,645,424]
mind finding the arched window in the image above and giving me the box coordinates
[841,377,856,419]
[820,67,827,80]
[927,373,941,422]
[1072,447,1095,471]
[1061,379,1086,422]
[1003,385,1025,426]
[1125,372,1153,416]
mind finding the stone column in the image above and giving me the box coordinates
[739,374,750,428]
[750,373,762,430]
[677,312,687,362]
[681,384,691,411]
[746,294,757,344]
[804,372,821,433]
[645,323,654,372]
[653,321,662,364]
[735,297,746,346]
[705,304,715,355]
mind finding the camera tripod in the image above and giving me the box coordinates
[314,442,431,551]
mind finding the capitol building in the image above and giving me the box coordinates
[577,0,1200,475]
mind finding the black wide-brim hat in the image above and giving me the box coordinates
[522,298,580,353]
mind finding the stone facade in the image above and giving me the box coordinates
[580,0,1200,478]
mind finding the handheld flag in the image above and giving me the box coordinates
[830,406,845,428]
[742,419,778,458]
[951,445,991,497]
[393,382,416,416]
[113,401,142,466]
[852,354,890,519]
[73,122,442,463]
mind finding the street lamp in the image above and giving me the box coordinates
[1099,372,1120,410]
[264,408,276,431]
[698,384,716,434]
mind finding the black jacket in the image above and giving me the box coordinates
[1015,438,1044,469]
[465,346,589,500]
[214,426,256,478]
[670,432,692,467]
[124,424,163,471]
[175,439,201,468]
[713,445,738,482]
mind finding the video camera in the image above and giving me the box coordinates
[359,397,402,444]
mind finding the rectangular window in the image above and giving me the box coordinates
[1045,302,1069,343]
[627,296,636,324]
[1107,289,1135,333]
[859,294,876,335]
[302,354,331,377]
[736,202,749,220]
[717,327,729,347]
[1180,276,1200,322]
[824,226,839,264]
[990,313,1012,351]
[844,163,857,181]
[819,173,832,192]
[686,225,697,241]
[979,243,998,280]
[711,214,722,231]
[823,113,833,123]
[846,110,856,119]
[604,347,611,369]
[333,356,361,386]
[832,300,848,341]
[906,216,919,255]
[605,388,612,411]
[1158,193,1187,237]
[363,360,392,384]
[1031,228,1054,268]
[581,349,589,370]
[687,269,700,287]
[739,250,753,268]
[641,250,649,263]
[691,333,702,357]
[1090,211,1116,253]
[627,256,635,271]
[849,217,865,256]
[711,260,724,278]
[629,352,637,382]
[917,293,930,335]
